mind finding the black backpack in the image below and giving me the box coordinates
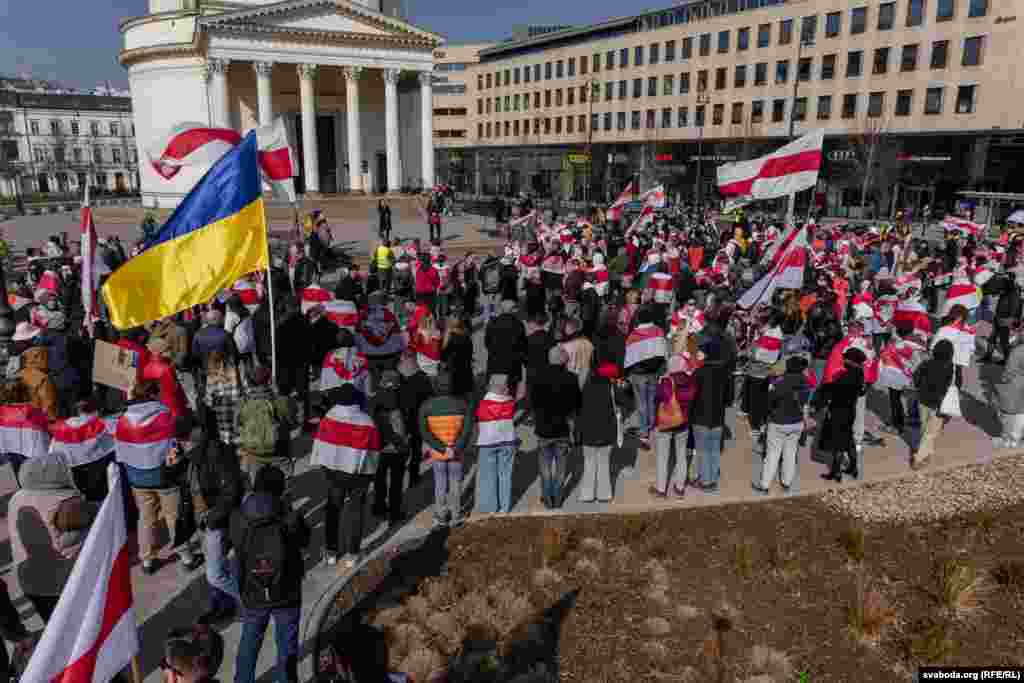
[238,515,292,608]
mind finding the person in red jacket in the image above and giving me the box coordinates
[414,254,440,311]
[142,337,190,419]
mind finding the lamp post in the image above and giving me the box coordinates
[584,79,599,213]
[786,36,815,220]
[695,87,710,209]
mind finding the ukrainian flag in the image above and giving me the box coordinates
[103,131,268,329]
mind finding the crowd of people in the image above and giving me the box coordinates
[0,200,1020,683]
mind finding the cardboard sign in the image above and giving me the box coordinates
[93,340,139,392]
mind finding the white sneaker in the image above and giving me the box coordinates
[325,552,338,566]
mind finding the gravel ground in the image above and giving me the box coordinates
[818,448,1024,524]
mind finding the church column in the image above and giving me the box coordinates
[419,71,435,190]
[383,68,402,193]
[254,61,274,127]
[297,64,320,194]
[344,66,364,194]
[206,58,231,129]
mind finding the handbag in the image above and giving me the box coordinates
[656,378,685,431]
[939,384,961,418]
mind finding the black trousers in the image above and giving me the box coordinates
[889,389,905,432]
[72,454,114,503]
[322,468,373,556]
[26,594,59,623]
[988,323,1011,361]
[372,450,408,522]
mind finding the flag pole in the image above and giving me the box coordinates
[130,655,143,683]
[266,206,278,388]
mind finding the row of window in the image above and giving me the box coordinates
[31,146,135,164]
[435,130,467,138]
[433,107,469,116]
[475,85,979,140]
[27,119,132,137]
[476,37,978,116]
[479,0,989,90]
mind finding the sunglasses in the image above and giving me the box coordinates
[159,658,183,677]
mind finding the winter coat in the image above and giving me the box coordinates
[997,344,1024,414]
[996,284,1022,325]
[229,492,309,609]
[577,374,619,447]
[18,347,58,421]
[418,395,473,459]
[674,268,698,305]
[191,325,236,367]
[485,313,527,380]
[275,311,313,381]
[526,330,556,379]
[400,369,435,440]
[293,257,317,295]
[530,364,582,440]
[811,366,865,454]
[440,335,475,396]
[141,356,189,419]
[188,436,243,530]
[35,330,79,397]
[767,372,811,426]
[689,358,733,429]
[913,341,956,412]
[9,456,96,597]
[593,331,626,370]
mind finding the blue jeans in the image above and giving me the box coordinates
[538,439,569,506]
[693,425,723,491]
[475,444,517,513]
[235,605,300,683]
[204,527,240,612]
[432,460,463,524]
[629,374,658,435]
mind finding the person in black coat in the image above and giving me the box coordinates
[307,308,339,385]
[275,297,312,420]
[397,351,434,486]
[689,337,734,492]
[982,274,1020,364]
[576,362,622,503]
[911,339,955,470]
[674,264,698,309]
[440,319,475,397]
[530,346,582,508]
[291,245,317,297]
[812,347,868,482]
[484,298,528,394]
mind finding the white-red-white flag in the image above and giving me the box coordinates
[738,224,809,309]
[626,205,654,234]
[80,179,109,336]
[717,129,824,204]
[606,181,636,221]
[640,184,666,209]
[22,464,139,683]
[255,117,298,202]
[942,215,984,238]
[761,222,801,268]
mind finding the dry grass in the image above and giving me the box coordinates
[909,621,959,664]
[574,557,601,577]
[622,514,649,535]
[733,538,755,578]
[425,612,464,655]
[405,595,432,625]
[848,575,897,642]
[991,559,1024,593]
[748,645,794,680]
[840,526,866,564]
[643,617,672,636]
[937,558,980,612]
[371,606,406,630]
[422,578,460,609]
[486,584,534,637]
[646,559,671,588]
[768,540,802,580]
[532,567,562,589]
[387,622,428,662]
[646,587,670,608]
[541,525,569,565]
[677,605,702,620]
[401,646,445,682]
[641,641,669,660]
[579,537,606,552]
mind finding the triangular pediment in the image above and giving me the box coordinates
[200,0,442,47]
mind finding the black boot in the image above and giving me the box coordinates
[845,449,859,479]
[821,452,844,482]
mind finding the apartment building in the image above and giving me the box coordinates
[440,0,1023,217]
[433,42,491,186]
[0,91,139,199]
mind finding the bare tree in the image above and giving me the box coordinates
[851,116,889,216]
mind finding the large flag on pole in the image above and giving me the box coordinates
[256,117,297,202]
[738,223,810,309]
[717,129,824,204]
[80,179,108,335]
[21,464,139,683]
[761,222,802,268]
[640,184,666,209]
[941,215,984,238]
[102,131,269,329]
[606,180,636,221]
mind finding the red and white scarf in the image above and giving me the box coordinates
[0,403,50,461]
[646,272,674,304]
[320,348,369,392]
[625,324,667,370]
[752,326,784,365]
[114,401,175,471]
[311,405,381,474]
[474,392,517,447]
[50,412,114,467]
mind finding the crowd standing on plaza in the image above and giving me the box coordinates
[0,194,1021,683]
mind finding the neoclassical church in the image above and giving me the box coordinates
[120,0,442,207]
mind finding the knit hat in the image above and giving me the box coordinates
[548,345,568,366]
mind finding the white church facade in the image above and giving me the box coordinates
[120,0,442,208]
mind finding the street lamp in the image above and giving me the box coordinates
[786,36,815,220]
[584,78,599,212]
[695,87,711,209]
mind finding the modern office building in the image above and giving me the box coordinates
[0,90,140,199]
[433,43,492,187]
[436,0,1023,218]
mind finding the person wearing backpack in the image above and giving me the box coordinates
[231,464,309,683]
[368,371,407,526]
[236,366,296,486]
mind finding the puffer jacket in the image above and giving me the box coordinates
[18,347,58,420]
[9,454,96,597]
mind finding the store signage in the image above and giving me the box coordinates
[690,154,736,162]
[655,153,673,162]
[828,149,857,162]
[897,153,952,162]
[567,153,591,164]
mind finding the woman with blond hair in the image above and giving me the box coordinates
[204,351,243,457]
[410,307,443,377]
[440,316,474,396]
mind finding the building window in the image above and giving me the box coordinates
[649,43,660,64]
[605,50,615,69]
[647,76,658,96]
[754,62,767,85]
[631,111,641,130]
[715,68,727,90]
[699,33,711,56]
[504,95,511,110]
[851,6,867,34]
[646,109,655,128]
[776,60,789,84]
[873,47,890,75]
[751,100,764,123]
[793,97,807,121]
[620,48,629,68]
[697,70,708,92]
[680,72,691,94]
[738,28,749,51]
[847,50,863,77]
[937,0,955,21]
[580,85,588,102]
[663,74,675,95]
[593,53,601,72]
[50,120,60,135]
[605,82,613,101]
[534,64,541,81]
[633,78,643,98]
[513,67,520,84]
[695,105,705,127]
[679,37,692,60]
[555,90,562,106]
[931,40,949,68]
[544,62,551,79]
[779,19,793,45]
[523,94,530,111]
[73,147,82,162]
[477,75,483,89]
[566,89,574,106]
[821,54,836,79]
[477,99,483,115]
[486,73,492,88]
[604,112,612,131]
[969,0,988,17]
[868,91,885,117]
[771,99,785,122]
[69,120,79,136]
[90,121,99,136]
[963,36,984,66]
[900,44,919,72]
[662,107,672,128]
[515,94,522,111]
[534,92,541,108]
[93,147,103,163]
[581,114,589,132]
[513,120,519,136]
[28,120,39,135]
[925,86,943,113]
[504,121,511,136]
[495,97,502,113]
[712,103,724,125]
[504,69,510,86]
[678,106,689,127]
[907,0,925,26]
[735,65,747,88]
[731,102,744,124]
[485,98,492,114]
[33,148,44,162]
[825,12,841,37]
[544,90,551,107]
[757,23,770,48]
[817,95,832,119]
[718,30,729,53]
[555,117,562,134]
[801,15,817,42]
[635,45,645,66]
[617,80,626,99]
[580,56,588,74]
[956,85,976,113]
[896,89,913,115]
[567,116,574,133]
[842,93,858,118]
[568,58,575,76]
[798,57,812,81]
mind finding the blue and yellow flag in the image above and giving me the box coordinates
[103,131,268,329]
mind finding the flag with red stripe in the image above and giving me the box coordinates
[738,225,809,309]
[0,404,50,461]
[50,413,114,467]
[311,405,381,474]
[646,272,674,304]
[752,326,784,364]
[717,129,824,203]
[21,464,138,683]
[475,393,517,446]
[606,181,636,222]
[625,324,667,369]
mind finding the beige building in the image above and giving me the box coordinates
[437,0,1023,218]
[432,42,491,185]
